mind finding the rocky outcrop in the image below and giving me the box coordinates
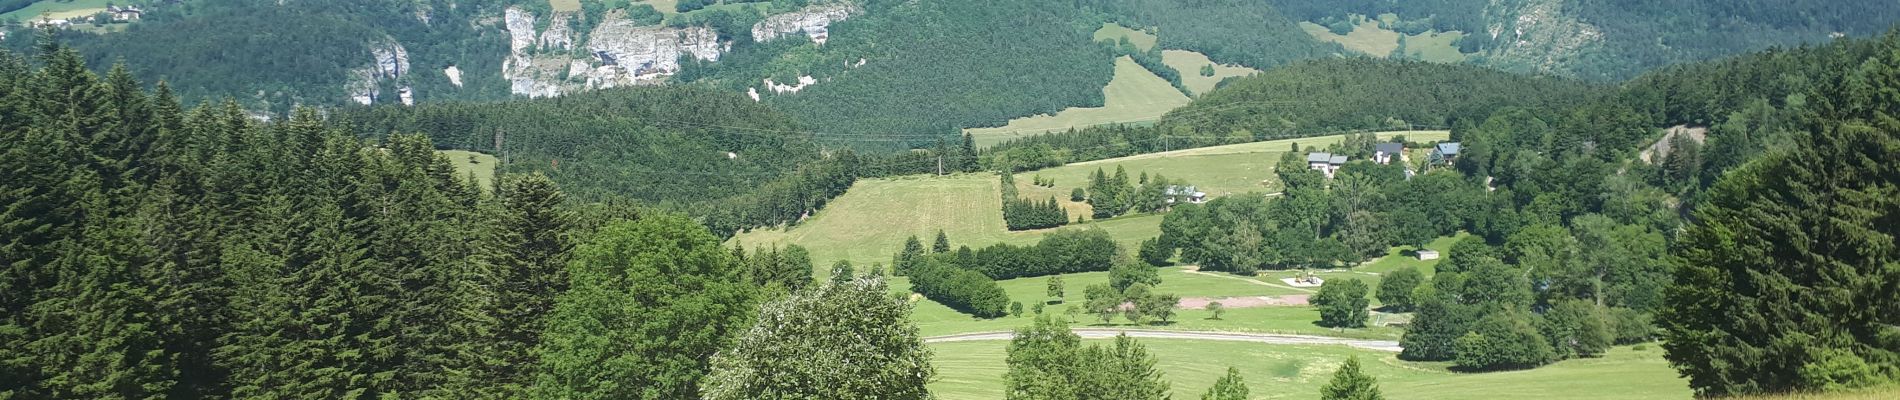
[502,6,723,97]
[763,76,818,94]
[1479,0,1601,77]
[752,2,860,45]
[444,65,463,87]
[346,38,414,105]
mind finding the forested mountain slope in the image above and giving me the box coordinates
[1268,0,1900,80]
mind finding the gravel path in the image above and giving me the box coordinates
[924,328,1402,352]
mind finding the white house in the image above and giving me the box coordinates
[1417,250,1441,261]
[106,5,142,21]
[1374,142,1404,165]
[1307,152,1347,178]
[1163,185,1207,205]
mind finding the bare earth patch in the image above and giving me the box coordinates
[1179,295,1309,309]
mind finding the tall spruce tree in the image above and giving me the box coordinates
[1662,34,1900,396]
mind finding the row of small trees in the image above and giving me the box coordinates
[1002,172,1069,230]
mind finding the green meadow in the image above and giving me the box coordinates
[1301,14,1468,64]
[1,0,114,21]
[1161,49,1259,96]
[1092,22,1158,52]
[439,150,499,191]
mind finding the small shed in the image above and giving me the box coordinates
[1416,250,1440,261]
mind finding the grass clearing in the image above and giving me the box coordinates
[1300,14,1468,63]
[0,0,112,21]
[966,56,1190,148]
[642,0,681,15]
[1357,233,1466,277]
[929,340,1691,400]
[1161,50,1258,97]
[439,150,498,192]
[1092,22,1157,52]
[549,0,583,13]
[665,1,768,22]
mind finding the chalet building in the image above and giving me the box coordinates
[1374,142,1404,165]
[1430,142,1461,166]
[1163,185,1206,205]
[1307,152,1347,178]
[107,5,142,21]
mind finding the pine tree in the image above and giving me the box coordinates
[491,172,573,393]
[1200,367,1248,400]
[1320,356,1383,400]
[959,132,980,172]
[933,230,952,253]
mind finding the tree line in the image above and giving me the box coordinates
[1001,171,1069,230]
[0,45,948,399]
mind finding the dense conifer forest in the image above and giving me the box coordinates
[2,1,1899,396]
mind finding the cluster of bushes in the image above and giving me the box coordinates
[1080,264,1180,326]
[1086,166,1191,219]
[907,258,1010,318]
[1397,240,1658,371]
[1000,172,1068,231]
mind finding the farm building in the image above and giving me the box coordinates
[1416,250,1440,260]
[1374,142,1404,165]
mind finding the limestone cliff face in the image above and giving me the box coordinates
[347,38,414,105]
[503,6,723,98]
[1478,0,1602,77]
[751,2,861,45]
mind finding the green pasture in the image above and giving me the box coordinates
[1300,14,1468,64]
[1,0,113,21]
[1092,22,1157,52]
[439,150,499,192]
[1161,49,1259,96]
[929,340,1691,400]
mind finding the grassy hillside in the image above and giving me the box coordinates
[1016,131,1447,209]
[1161,50,1258,96]
[0,0,112,20]
[965,56,1191,147]
[730,174,1164,269]
[931,340,1691,400]
[733,130,1446,274]
[1298,14,1467,63]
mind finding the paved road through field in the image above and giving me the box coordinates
[925,328,1402,352]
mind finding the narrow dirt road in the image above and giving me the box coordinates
[1180,269,1316,293]
[924,328,1402,352]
